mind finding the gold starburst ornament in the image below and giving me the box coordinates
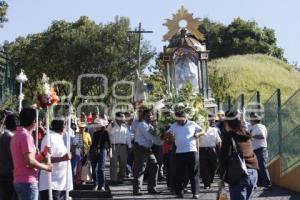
[163,6,204,41]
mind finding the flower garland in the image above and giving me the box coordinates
[37,74,59,109]
[156,83,208,135]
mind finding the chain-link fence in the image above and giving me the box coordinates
[263,89,281,161]
[281,89,300,137]
[282,125,300,173]
[231,94,244,112]
[218,88,300,174]
[219,96,232,112]
[263,90,279,127]
[280,89,300,173]
[245,91,260,121]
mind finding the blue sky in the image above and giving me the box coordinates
[1,0,300,65]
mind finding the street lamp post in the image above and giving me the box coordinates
[16,69,28,112]
[199,51,210,98]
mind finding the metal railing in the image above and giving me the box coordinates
[263,89,282,161]
[280,89,300,173]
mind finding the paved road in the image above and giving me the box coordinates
[72,164,300,200]
[110,178,300,200]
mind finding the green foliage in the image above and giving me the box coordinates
[199,18,226,59]
[0,1,8,28]
[146,59,167,102]
[199,17,286,61]
[208,68,230,102]
[5,16,155,104]
[0,94,17,111]
[208,54,300,102]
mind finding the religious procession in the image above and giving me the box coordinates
[0,85,272,200]
[1,2,300,200]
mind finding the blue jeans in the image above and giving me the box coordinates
[14,182,38,200]
[71,154,81,183]
[254,147,272,187]
[229,168,258,200]
[91,149,107,188]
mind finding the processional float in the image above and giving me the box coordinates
[160,6,217,111]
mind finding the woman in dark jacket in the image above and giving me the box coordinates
[219,110,259,200]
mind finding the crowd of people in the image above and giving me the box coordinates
[0,105,273,200]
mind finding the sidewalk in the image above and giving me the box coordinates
[110,177,300,200]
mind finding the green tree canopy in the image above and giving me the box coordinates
[5,16,155,103]
[0,1,8,27]
[199,17,286,61]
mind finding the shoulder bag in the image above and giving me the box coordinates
[225,136,248,184]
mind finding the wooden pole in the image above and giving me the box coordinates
[128,23,153,77]
[137,22,141,74]
[18,82,23,113]
[46,107,53,200]
[35,109,39,151]
[66,105,72,200]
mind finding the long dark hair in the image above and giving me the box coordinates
[225,110,250,139]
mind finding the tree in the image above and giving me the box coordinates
[199,18,226,59]
[0,1,8,28]
[5,16,155,104]
[146,57,167,102]
[199,17,286,61]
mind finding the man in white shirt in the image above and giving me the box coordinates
[107,112,132,184]
[249,112,272,191]
[39,119,73,200]
[198,115,221,189]
[166,111,203,199]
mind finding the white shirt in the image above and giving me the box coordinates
[107,122,132,148]
[245,122,252,132]
[198,127,221,147]
[249,123,268,150]
[39,131,73,191]
[168,120,202,153]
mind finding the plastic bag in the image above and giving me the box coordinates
[217,186,228,200]
[81,160,92,182]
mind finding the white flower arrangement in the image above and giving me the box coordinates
[16,69,28,83]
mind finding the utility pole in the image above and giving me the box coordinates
[128,22,153,76]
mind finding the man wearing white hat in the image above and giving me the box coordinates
[90,118,111,191]
[107,112,132,184]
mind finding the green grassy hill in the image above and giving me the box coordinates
[208,54,300,103]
